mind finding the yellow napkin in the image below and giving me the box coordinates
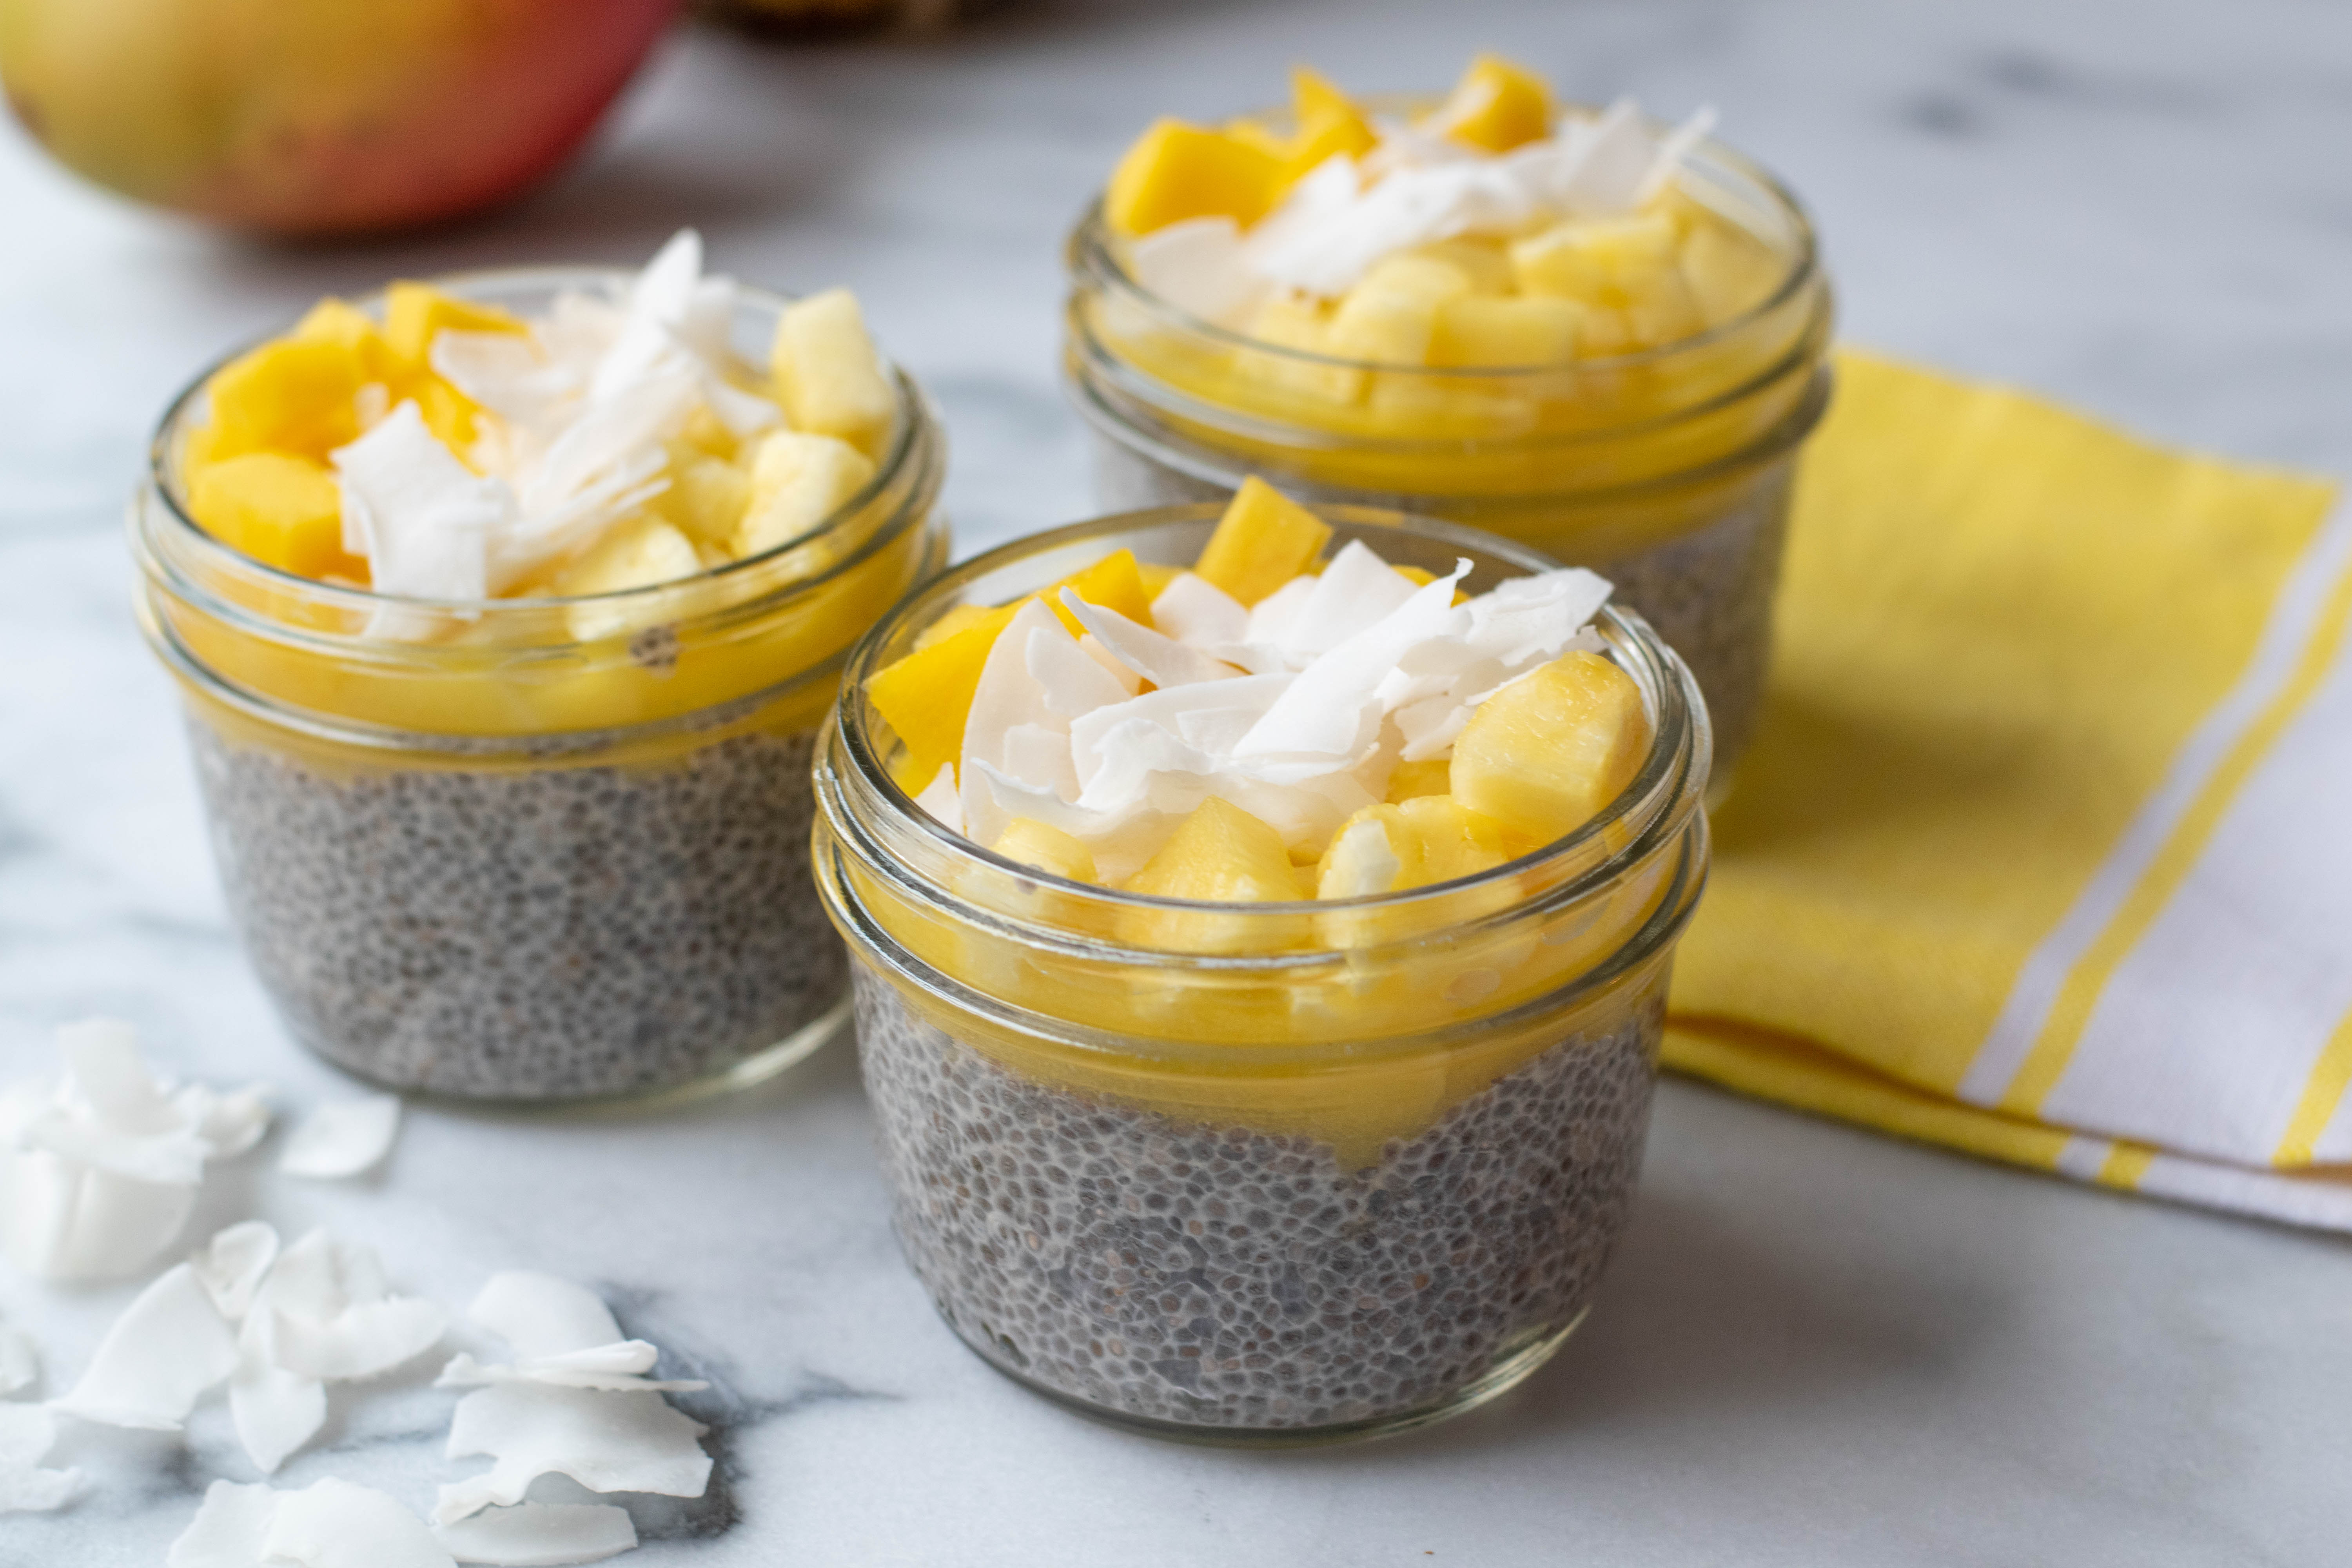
[1664,350,2352,1229]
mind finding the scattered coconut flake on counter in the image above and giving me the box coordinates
[51,1261,240,1430]
[433,1272,711,1525]
[281,1094,403,1180]
[0,1401,81,1514]
[1141,98,1719,313]
[0,1315,37,1394]
[433,1501,639,1566]
[930,539,1613,881]
[170,1477,456,1568]
[0,1018,270,1282]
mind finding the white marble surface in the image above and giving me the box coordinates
[3,0,2350,1561]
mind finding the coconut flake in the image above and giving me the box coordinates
[1057,590,1242,688]
[265,1230,447,1383]
[269,1477,459,1568]
[195,1221,281,1321]
[169,1480,281,1567]
[435,1384,711,1525]
[0,1402,80,1513]
[1233,565,1471,762]
[1148,572,1249,648]
[51,1262,237,1430]
[1128,216,1268,328]
[1076,633,1146,697]
[435,1340,706,1396]
[174,1082,274,1160]
[280,1095,402,1180]
[433,1503,639,1566]
[1274,541,1422,661]
[466,1274,622,1361]
[913,764,965,833]
[0,1319,36,1394]
[335,404,515,604]
[1640,105,1718,202]
[1553,98,1658,216]
[231,1308,327,1476]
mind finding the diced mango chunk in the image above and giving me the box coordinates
[185,452,354,579]
[867,604,1023,790]
[993,819,1098,884]
[1193,478,1331,606]
[382,283,527,378]
[1047,547,1154,635]
[1106,118,1285,237]
[1430,295,1585,367]
[1451,651,1652,842]
[735,431,877,557]
[1432,54,1554,153]
[411,375,484,458]
[204,339,369,460]
[772,288,897,459]
[1125,797,1308,949]
[293,298,393,379]
[915,602,996,651]
[1279,66,1378,180]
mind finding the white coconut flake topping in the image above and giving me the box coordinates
[0,1317,37,1395]
[935,546,1613,876]
[434,1272,710,1525]
[280,1094,403,1180]
[170,1477,458,1568]
[51,1261,238,1430]
[0,1018,271,1282]
[1145,100,1719,301]
[0,1401,81,1514]
[433,1502,639,1566]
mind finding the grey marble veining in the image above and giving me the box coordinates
[2,0,2349,1562]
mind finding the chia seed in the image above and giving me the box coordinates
[853,964,1661,1435]
[189,715,844,1101]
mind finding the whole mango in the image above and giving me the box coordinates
[0,0,679,236]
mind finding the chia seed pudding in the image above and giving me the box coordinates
[190,712,842,1100]
[855,967,1661,1434]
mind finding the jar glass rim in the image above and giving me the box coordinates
[823,501,1710,941]
[144,263,931,624]
[1067,98,1824,379]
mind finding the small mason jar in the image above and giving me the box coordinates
[133,267,948,1104]
[1063,109,1831,777]
[813,504,1710,1444]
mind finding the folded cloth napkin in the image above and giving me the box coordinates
[1664,350,2350,1230]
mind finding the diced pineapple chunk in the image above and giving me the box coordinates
[1677,211,1784,326]
[1124,797,1308,950]
[1324,256,1473,367]
[658,454,755,550]
[1452,652,1653,842]
[1383,757,1453,802]
[381,283,527,378]
[204,339,370,460]
[1316,806,1423,898]
[1430,295,1585,367]
[1105,118,1285,237]
[1193,477,1331,606]
[1408,238,1515,295]
[993,818,1098,884]
[185,452,353,579]
[1394,794,1520,883]
[674,405,740,460]
[1431,54,1554,154]
[1510,214,1704,348]
[547,516,704,642]
[735,431,877,557]
[1236,292,1364,403]
[772,288,897,459]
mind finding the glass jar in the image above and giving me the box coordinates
[1063,109,1831,777]
[133,267,948,1104]
[813,503,1710,1444]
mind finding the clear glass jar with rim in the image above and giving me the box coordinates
[1063,104,1831,780]
[813,502,1710,1444]
[132,266,949,1105]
